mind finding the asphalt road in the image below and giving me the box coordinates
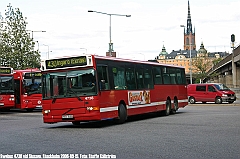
[0,105,240,159]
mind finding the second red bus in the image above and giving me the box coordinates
[14,68,42,111]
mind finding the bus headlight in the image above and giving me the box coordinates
[43,110,50,114]
[86,107,99,111]
[9,97,15,101]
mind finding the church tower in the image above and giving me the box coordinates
[183,0,196,50]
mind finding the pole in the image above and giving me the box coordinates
[190,33,192,84]
[231,43,236,88]
[180,25,192,84]
[109,15,112,56]
[43,44,49,59]
[88,10,130,57]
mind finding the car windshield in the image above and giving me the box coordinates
[214,84,230,91]
[0,75,14,93]
[42,68,97,99]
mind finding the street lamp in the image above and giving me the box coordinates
[31,30,46,39]
[80,48,87,54]
[180,25,192,84]
[43,44,49,59]
[88,10,131,57]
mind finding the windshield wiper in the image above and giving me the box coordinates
[67,89,82,101]
[52,97,57,104]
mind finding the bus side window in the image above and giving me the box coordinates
[169,68,177,84]
[97,66,109,90]
[135,67,144,89]
[125,67,136,90]
[153,66,163,84]
[112,67,126,90]
[143,66,153,89]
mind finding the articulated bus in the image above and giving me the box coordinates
[41,55,188,125]
[0,67,15,110]
[14,68,42,111]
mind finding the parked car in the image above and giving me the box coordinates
[187,83,236,104]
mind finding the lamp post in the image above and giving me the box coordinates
[43,44,49,59]
[231,34,236,88]
[88,10,131,57]
[35,41,39,52]
[180,25,192,84]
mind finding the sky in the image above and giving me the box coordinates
[0,0,240,61]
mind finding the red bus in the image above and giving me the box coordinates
[41,55,188,124]
[14,68,42,111]
[0,67,15,110]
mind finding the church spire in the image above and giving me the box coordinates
[183,0,196,50]
[186,0,193,34]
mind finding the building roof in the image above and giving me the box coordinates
[198,42,207,54]
[159,45,168,55]
[165,49,197,59]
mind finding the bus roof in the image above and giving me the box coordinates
[94,55,184,68]
[14,68,40,73]
[41,54,185,71]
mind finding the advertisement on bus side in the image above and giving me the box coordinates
[128,90,151,105]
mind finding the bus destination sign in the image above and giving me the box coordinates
[25,72,42,77]
[0,68,12,74]
[46,56,87,69]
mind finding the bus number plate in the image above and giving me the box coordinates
[62,115,73,119]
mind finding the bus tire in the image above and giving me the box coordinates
[116,104,127,124]
[164,100,171,116]
[215,97,222,104]
[171,99,178,114]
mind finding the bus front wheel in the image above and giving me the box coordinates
[116,104,127,124]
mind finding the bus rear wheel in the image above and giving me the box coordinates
[171,99,178,114]
[164,100,171,116]
[116,104,127,124]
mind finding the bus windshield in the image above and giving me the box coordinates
[0,76,14,93]
[23,76,42,95]
[42,68,97,99]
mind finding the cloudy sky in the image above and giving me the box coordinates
[0,0,240,60]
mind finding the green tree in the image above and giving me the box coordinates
[192,52,212,83]
[212,58,223,66]
[0,4,40,69]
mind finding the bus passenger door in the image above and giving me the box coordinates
[14,79,21,105]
